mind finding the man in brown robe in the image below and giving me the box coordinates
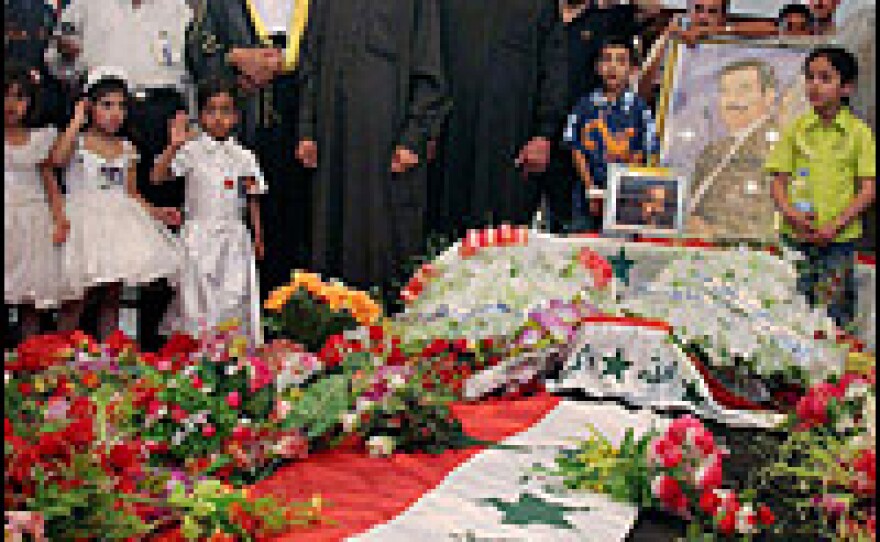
[295,0,449,297]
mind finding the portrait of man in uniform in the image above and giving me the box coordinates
[687,58,780,240]
[658,40,817,242]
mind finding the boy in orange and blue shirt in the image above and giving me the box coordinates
[766,47,876,329]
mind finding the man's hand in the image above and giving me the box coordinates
[253,236,265,261]
[56,36,81,60]
[391,146,420,173]
[52,219,70,245]
[296,140,319,169]
[168,112,195,149]
[229,48,282,90]
[515,137,551,176]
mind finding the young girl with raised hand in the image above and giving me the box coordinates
[5,64,69,338]
[151,78,266,346]
[52,67,182,340]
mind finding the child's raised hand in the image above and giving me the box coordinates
[168,112,195,148]
[71,99,90,130]
[52,219,70,245]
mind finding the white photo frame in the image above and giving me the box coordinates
[602,165,687,237]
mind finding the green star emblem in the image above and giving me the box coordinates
[608,248,635,286]
[480,493,591,530]
[682,380,706,406]
[601,349,632,382]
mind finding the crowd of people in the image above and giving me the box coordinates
[4,0,876,349]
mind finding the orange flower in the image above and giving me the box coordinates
[81,372,100,389]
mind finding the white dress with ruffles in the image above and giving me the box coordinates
[61,137,182,298]
[5,127,66,308]
[160,134,266,346]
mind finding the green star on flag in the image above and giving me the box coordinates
[480,493,591,530]
[601,349,632,382]
[608,248,635,286]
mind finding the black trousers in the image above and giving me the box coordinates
[253,74,312,300]
[128,88,187,351]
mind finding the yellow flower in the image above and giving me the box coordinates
[217,319,241,332]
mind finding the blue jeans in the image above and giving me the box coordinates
[786,239,857,330]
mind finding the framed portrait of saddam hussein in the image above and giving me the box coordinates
[603,165,686,237]
[656,37,831,243]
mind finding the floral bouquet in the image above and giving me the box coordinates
[541,416,777,540]
[4,330,319,541]
[754,370,876,540]
[264,271,383,352]
[327,326,472,456]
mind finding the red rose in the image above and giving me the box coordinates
[105,329,135,354]
[368,325,384,343]
[202,424,216,438]
[171,405,188,423]
[191,375,203,390]
[758,505,775,526]
[17,383,32,396]
[158,333,199,361]
[718,509,737,535]
[699,491,722,516]
[651,475,688,516]
[226,392,241,409]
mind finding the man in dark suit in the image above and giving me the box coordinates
[186,0,312,299]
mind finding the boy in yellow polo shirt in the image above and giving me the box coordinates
[766,47,876,329]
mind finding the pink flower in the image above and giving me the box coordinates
[695,455,724,492]
[667,415,704,446]
[202,424,216,438]
[247,357,273,393]
[226,391,241,409]
[146,400,163,417]
[686,426,717,458]
[191,375,203,390]
[649,436,683,469]
[652,475,689,517]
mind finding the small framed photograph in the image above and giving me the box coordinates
[603,165,686,236]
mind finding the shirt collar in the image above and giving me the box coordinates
[803,107,852,132]
[199,133,237,153]
[590,88,635,108]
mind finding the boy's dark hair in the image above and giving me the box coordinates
[778,3,813,25]
[197,76,238,111]
[598,37,640,66]
[4,63,40,127]
[806,46,859,86]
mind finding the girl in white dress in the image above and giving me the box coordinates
[151,78,266,346]
[51,67,182,340]
[5,65,69,338]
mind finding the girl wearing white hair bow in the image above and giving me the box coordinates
[5,64,68,339]
[49,67,183,340]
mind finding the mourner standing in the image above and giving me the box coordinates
[46,0,192,350]
[186,0,312,300]
[295,0,449,299]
